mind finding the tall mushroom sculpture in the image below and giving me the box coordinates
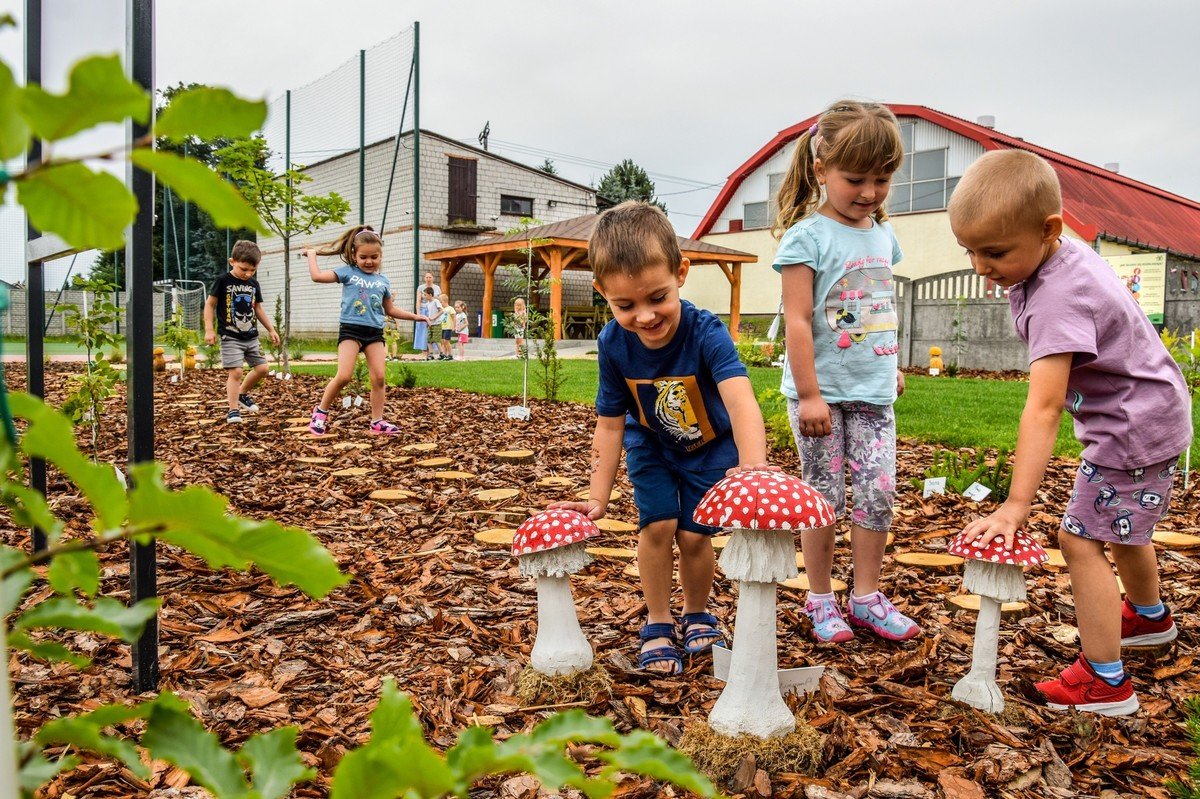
[512,509,600,676]
[947,530,1048,713]
[693,470,835,739]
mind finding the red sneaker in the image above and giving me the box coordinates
[1120,599,1177,646]
[1035,655,1139,716]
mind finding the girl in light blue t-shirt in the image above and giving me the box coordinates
[773,100,920,645]
[303,225,430,436]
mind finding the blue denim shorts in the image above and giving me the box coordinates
[625,445,730,535]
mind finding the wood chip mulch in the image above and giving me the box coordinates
[3,365,1199,799]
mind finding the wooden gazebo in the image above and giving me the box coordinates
[424,214,758,340]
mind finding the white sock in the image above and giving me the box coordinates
[851,591,883,604]
[807,591,835,605]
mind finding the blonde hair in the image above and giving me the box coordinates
[948,150,1062,234]
[590,201,682,285]
[513,297,526,311]
[772,100,904,238]
[317,224,382,265]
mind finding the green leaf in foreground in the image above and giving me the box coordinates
[0,59,29,160]
[15,596,160,642]
[156,86,266,142]
[16,162,138,252]
[1,545,33,616]
[142,693,252,799]
[131,149,265,234]
[7,631,91,668]
[47,548,100,597]
[128,462,347,599]
[36,701,153,778]
[239,727,315,799]
[19,53,148,141]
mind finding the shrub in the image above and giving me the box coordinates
[910,448,1013,500]
[757,388,795,453]
[737,338,779,369]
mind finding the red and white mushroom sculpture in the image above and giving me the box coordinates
[693,470,835,738]
[947,530,1048,713]
[512,509,601,676]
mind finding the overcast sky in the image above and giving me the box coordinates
[2,0,1198,282]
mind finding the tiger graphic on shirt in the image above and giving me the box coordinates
[653,379,703,444]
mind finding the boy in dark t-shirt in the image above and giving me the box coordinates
[550,202,771,675]
[203,240,280,423]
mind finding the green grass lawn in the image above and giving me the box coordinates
[291,359,1200,461]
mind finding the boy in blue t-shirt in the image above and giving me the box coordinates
[553,201,770,675]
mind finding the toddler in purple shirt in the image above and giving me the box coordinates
[949,150,1191,717]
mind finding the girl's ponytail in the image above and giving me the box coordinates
[317,224,383,265]
[772,127,822,239]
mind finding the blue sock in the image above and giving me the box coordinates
[1087,658,1125,686]
[1132,600,1166,621]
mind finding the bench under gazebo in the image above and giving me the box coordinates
[424,214,758,340]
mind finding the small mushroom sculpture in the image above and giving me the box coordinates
[512,509,600,676]
[947,530,1048,713]
[693,470,835,739]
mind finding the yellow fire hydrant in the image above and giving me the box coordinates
[928,346,944,376]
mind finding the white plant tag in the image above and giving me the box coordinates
[506,405,531,421]
[354,395,364,407]
[170,374,179,383]
[275,372,284,380]
[928,367,940,376]
[962,482,992,501]
[268,369,276,377]
[284,372,293,380]
[922,476,947,498]
[711,644,823,697]
[113,465,128,489]
[342,396,353,409]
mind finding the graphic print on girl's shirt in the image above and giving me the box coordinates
[822,255,898,356]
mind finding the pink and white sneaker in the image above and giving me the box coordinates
[309,406,329,436]
[369,419,400,436]
[803,597,854,643]
[848,592,921,641]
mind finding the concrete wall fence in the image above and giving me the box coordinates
[1,289,168,337]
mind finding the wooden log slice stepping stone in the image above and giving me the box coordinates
[712,535,730,550]
[473,488,520,502]
[369,489,419,501]
[493,449,536,465]
[585,547,638,561]
[1043,548,1068,568]
[286,416,313,424]
[474,528,517,546]
[538,476,575,488]
[621,562,679,580]
[417,457,454,468]
[594,518,637,533]
[1152,531,1200,549]
[435,471,475,481]
[232,447,266,455]
[296,456,333,465]
[576,488,620,502]
[180,393,202,399]
[403,442,437,452]
[285,425,312,433]
[947,594,1030,618]
[198,419,219,426]
[780,575,848,593]
[893,552,965,572]
[332,467,372,478]
[845,530,895,547]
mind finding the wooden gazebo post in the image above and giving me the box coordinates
[480,253,500,338]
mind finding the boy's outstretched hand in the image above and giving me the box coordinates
[547,499,606,521]
[725,463,781,476]
[959,500,1032,551]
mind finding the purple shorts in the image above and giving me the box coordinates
[1060,456,1180,545]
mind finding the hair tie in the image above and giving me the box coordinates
[354,228,375,238]
[808,123,818,136]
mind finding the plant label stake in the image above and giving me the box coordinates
[342,396,353,409]
[962,482,992,501]
[507,404,531,421]
[354,395,364,407]
[711,644,823,698]
[922,476,947,498]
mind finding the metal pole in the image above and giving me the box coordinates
[24,0,47,554]
[359,48,365,225]
[411,23,420,308]
[182,141,190,281]
[126,0,158,693]
[283,90,291,373]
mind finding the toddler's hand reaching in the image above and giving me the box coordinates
[547,499,607,521]
[726,462,781,476]
[796,395,832,438]
[959,500,1031,552]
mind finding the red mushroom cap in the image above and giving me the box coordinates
[512,509,600,556]
[947,530,1048,567]
[692,470,835,531]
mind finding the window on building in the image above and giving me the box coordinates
[500,194,534,216]
[888,121,958,215]
[744,201,770,230]
[448,157,477,224]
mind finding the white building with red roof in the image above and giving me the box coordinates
[683,105,1200,323]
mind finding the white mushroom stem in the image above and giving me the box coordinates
[952,561,1028,714]
[709,581,795,738]
[708,529,798,739]
[530,575,594,676]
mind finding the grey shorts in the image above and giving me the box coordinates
[787,399,896,531]
[220,336,267,369]
[1061,456,1179,545]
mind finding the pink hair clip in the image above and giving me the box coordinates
[808,123,818,136]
